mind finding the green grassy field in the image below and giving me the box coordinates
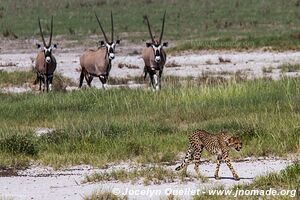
[0,0,300,50]
[0,73,299,169]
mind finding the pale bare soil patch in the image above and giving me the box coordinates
[1,47,300,91]
[0,157,295,200]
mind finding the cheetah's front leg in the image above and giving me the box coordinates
[224,157,240,181]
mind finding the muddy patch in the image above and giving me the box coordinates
[0,168,18,177]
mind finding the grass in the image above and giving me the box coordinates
[0,70,35,86]
[262,66,273,74]
[83,165,206,185]
[0,73,299,169]
[84,190,127,200]
[278,63,300,73]
[0,70,76,91]
[169,35,300,52]
[194,161,299,199]
[0,0,300,50]
[83,166,178,185]
[240,161,299,192]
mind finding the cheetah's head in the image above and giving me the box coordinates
[228,136,242,151]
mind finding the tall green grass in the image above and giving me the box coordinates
[0,78,299,168]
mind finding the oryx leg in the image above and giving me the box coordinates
[87,76,94,87]
[39,76,42,91]
[83,71,93,88]
[45,75,49,92]
[33,74,39,85]
[148,70,156,90]
[79,70,84,88]
[34,73,43,91]
[48,74,53,91]
[143,66,148,80]
[158,70,163,90]
[153,74,159,90]
[43,75,47,92]
[99,76,108,90]
[149,73,154,89]
[151,72,160,91]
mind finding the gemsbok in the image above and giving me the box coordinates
[79,12,120,89]
[142,11,168,90]
[34,16,57,92]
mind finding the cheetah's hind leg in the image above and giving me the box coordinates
[214,155,222,180]
[175,146,194,176]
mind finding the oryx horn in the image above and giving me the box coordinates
[111,11,114,42]
[95,12,109,43]
[38,17,47,47]
[49,16,53,47]
[143,15,155,43]
[159,10,166,44]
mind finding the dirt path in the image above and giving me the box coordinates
[0,158,293,200]
[1,50,300,89]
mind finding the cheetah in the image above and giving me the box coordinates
[175,129,242,181]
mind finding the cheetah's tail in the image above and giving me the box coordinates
[175,165,182,171]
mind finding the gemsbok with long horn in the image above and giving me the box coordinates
[142,11,168,90]
[34,16,57,92]
[79,11,120,89]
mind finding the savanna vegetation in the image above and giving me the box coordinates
[0,73,299,169]
[0,0,300,50]
[0,1,299,199]
[0,70,76,92]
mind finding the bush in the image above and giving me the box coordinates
[0,133,39,156]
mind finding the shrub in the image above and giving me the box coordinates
[0,133,39,156]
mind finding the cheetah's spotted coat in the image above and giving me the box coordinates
[175,129,242,180]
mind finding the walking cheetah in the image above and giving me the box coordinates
[175,129,242,180]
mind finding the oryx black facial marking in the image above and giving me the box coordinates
[43,45,57,63]
[152,44,162,63]
[147,42,168,64]
[101,41,120,60]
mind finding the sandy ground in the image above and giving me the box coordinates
[1,48,300,90]
[0,158,294,200]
